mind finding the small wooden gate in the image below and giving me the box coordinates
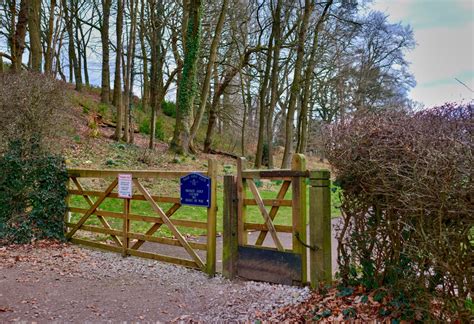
[65,159,218,275]
[222,154,332,287]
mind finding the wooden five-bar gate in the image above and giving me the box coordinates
[64,154,332,287]
[65,159,218,275]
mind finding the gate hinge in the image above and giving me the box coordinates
[294,232,319,251]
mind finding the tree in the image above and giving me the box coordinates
[296,0,333,154]
[100,0,112,103]
[28,0,41,71]
[122,0,139,143]
[171,0,203,154]
[61,0,82,90]
[113,0,124,140]
[10,0,29,72]
[281,0,314,168]
[188,0,228,153]
[44,0,56,74]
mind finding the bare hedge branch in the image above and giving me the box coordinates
[0,72,69,154]
[325,104,473,320]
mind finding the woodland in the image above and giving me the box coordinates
[0,0,415,163]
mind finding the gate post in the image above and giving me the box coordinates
[206,158,218,276]
[309,170,332,288]
[291,154,307,284]
[222,175,238,279]
[236,157,248,245]
[64,178,71,224]
[122,197,130,257]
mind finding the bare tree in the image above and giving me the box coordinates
[100,0,112,103]
[281,0,314,168]
[28,0,41,71]
[10,0,29,72]
[113,0,124,140]
[188,0,228,153]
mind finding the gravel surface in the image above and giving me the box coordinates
[0,242,311,322]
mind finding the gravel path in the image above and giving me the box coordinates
[0,242,310,322]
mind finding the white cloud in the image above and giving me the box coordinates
[411,82,473,107]
[369,0,474,107]
[409,22,474,85]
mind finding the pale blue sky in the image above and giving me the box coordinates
[370,0,474,107]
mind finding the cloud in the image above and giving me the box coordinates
[405,0,473,29]
[370,0,474,107]
[411,82,473,108]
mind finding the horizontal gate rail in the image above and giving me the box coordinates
[67,169,208,179]
[68,207,208,229]
[64,159,218,276]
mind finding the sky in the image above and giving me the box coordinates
[369,0,474,107]
[1,1,472,108]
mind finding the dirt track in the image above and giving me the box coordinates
[0,219,341,322]
[0,242,310,322]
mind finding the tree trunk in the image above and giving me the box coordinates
[113,0,124,140]
[139,0,149,112]
[170,0,203,154]
[203,47,260,153]
[11,0,29,72]
[255,43,272,168]
[239,66,251,157]
[171,1,187,149]
[77,17,90,87]
[281,0,313,168]
[266,0,282,168]
[44,0,56,74]
[123,0,138,143]
[296,0,333,154]
[62,0,82,90]
[188,0,228,153]
[148,0,165,149]
[29,0,42,71]
[100,0,111,103]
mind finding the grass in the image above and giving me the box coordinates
[69,181,342,241]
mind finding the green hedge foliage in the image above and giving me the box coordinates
[0,140,68,244]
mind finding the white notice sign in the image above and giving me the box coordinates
[118,174,132,198]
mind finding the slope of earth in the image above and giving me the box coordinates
[58,85,330,172]
[0,241,310,322]
[62,86,236,171]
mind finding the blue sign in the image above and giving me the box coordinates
[180,173,211,207]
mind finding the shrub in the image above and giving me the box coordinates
[0,72,68,153]
[97,103,109,116]
[139,117,165,141]
[325,104,473,321]
[162,101,176,118]
[0,140,68,244]
[0,72,69,244]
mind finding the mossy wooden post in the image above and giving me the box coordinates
[64,178,71,232]
[291,154,307,284]
[222,175,238,279]
[65,177,71,237]
[122,197,130,257]
[237,157,248,245]
[309,170,332,288]
[206,158,218,276]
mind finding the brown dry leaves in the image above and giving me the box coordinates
[257,287,393,323]
[0,240,89,278]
